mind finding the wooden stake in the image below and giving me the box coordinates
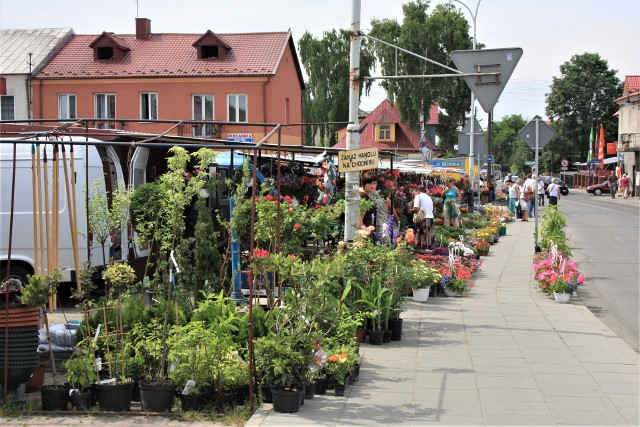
[31,144,39,275]
[69,145,82,289]
[36,144,45,275]
[43,146,53,311]
[61,145,81,292]
[52,144,59,311]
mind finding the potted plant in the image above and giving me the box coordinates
[324,350,351,396]
[64,352,98,410]
[409,260,442,303]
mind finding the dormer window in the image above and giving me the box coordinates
[97,47,113,60]
[375,124,394,142]
[89,32,130,61]
[201,45,219,59]
[193,30,231,60]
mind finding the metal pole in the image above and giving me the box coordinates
[534,116,540,248]
[345,0,362,242]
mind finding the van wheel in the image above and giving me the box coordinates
[594,189,602,196]
[0,265,31,291]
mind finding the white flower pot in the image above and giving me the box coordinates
[443,286,463,297]
[553,292,571,303]
[412,287,430,302]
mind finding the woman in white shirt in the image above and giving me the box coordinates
[547,178,560,206]
[537,179,545,207]
[507,180,518,217]
[517,178,529,222]
[411,186,434,252]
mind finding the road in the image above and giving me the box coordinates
[558,191,640,352]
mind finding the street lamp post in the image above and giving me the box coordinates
[452,0,481,209]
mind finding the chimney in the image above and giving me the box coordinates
[135,18,151,40]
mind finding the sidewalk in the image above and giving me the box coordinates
[247,219,640,426]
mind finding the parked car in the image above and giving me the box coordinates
[586,182,611,196]
[539,175,569,196]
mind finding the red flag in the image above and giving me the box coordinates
[597,124,605,169]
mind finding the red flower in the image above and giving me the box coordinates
[315,204,321,209]
[253,249,269,258]
[288,207,294,213]
[265,195,274,201]
[293,223,301,229]
[284,195,291,201]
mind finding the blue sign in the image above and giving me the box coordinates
[589,159,602,165]
[487,155,493,163]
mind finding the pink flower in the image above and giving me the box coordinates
[577,275,586,284]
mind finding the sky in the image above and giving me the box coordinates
[1,0,639,125]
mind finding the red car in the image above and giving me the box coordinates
[586,182,611,196]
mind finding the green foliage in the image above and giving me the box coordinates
[86,179,129,265]
[544,52,622,168]
[19,273,58,307]
[539,205,572,256]
[298,29,374,146]
[129,181,162,245]
[103,263,137,297]
[64,354,98,390]
[491,114,528,168]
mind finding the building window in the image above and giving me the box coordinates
[193,94,214,137]
[95,93,116,129]
[97,47,113,60]
[0,95,15,120]
[377,124,393,141]
[58,94,76,120]
[140,93,158,120]
[227,94,247,123]
[201,45,219,59]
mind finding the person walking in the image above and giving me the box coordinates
[547,177,560,206]
[537,178,545,207]
[524,173,537,217]
[410,186,434,253]
[359,171,378,234]
[517,178,529,222]
[506,179,518,217]
[487,175,496,202]
[443,178,461,228]
[607,173,618,199]
[620,173,630,199]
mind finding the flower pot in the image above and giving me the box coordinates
[234,384,251,405]
[139,379,176,412]
[389,318,403,341]
[368,330,384,345]
[443,287,462,297]
[95,381,134,412]
[304,381,317,399]
[382,329,391,344]
[355,328,366,343]
[315,377,327,395]
[70,390,92,410]
[534,245,542,253]
[131,378,143,402]
[499,225,507,236]
[26,359,48,392]
[412,287,430,302]
[211,391,237,413]
[261,385,273,402]
[271,388,303,413]
[334,381,346,397]
[180,393,205,412]
[40,385,70,411]
[553,292,571,303]
[478,249,489,257]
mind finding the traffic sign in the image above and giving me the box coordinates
[487,155,493,163]
[519,117,555,150]
[451,48,523,113]
[561,159,569,167]
[458,118,485,156]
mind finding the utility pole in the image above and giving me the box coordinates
[344,0,362,242]
[487,110,493,177]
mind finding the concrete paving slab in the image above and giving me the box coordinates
[552,408,629,425]
[482,413,558,425]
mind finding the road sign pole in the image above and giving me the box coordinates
[469,95,475,211]
[534,116,540,249]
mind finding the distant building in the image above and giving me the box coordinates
[31,19,305,144]
[333,98,442,156]
[613,75,640,196]
[0,28,74,120]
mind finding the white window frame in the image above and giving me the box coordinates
[58,94,77,120]
[140,92,158,120]
[94,93,116,129]
[0,95,15,120]
[227,93,248,123]
[192,94,214,137]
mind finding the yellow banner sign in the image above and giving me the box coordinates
[338,148,379,173]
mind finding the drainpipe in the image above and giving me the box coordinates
[262,77,270,139]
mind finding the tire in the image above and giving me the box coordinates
[561,188,569,196]
[594,189,602,196]
[0,264,31,290]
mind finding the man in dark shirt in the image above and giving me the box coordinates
[607,174,618,199]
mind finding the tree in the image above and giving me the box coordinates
[490,114,532,173]
[368,1,472,152]
[298,30,375,146]
[545,52,622,165]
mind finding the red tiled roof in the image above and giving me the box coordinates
[333,99,441,152]
[37,31,295,79]
[624,75,640,94]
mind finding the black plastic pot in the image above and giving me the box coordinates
[271,388,303,413]
[369,330,384,345]
[70,390,92,410]
[261,385,273,403]
[139,379,176,412]
[334,380,346,396]
[211,391,237,413]
[234,384,251,405]
[95,381,134,412]
[352,363,360,382]
[304,381,316,399]
[315,377,327,395]
[131,378,143,402]
[382,329,392,344]
[40,385,70,411]
[389,318,403,341]
[180,393,205,412]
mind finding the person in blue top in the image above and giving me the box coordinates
[443,178,462,228]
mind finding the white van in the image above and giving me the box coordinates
[0,136,126,287]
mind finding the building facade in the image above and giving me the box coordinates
[32,19,305,145]
[614,75,640,196]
